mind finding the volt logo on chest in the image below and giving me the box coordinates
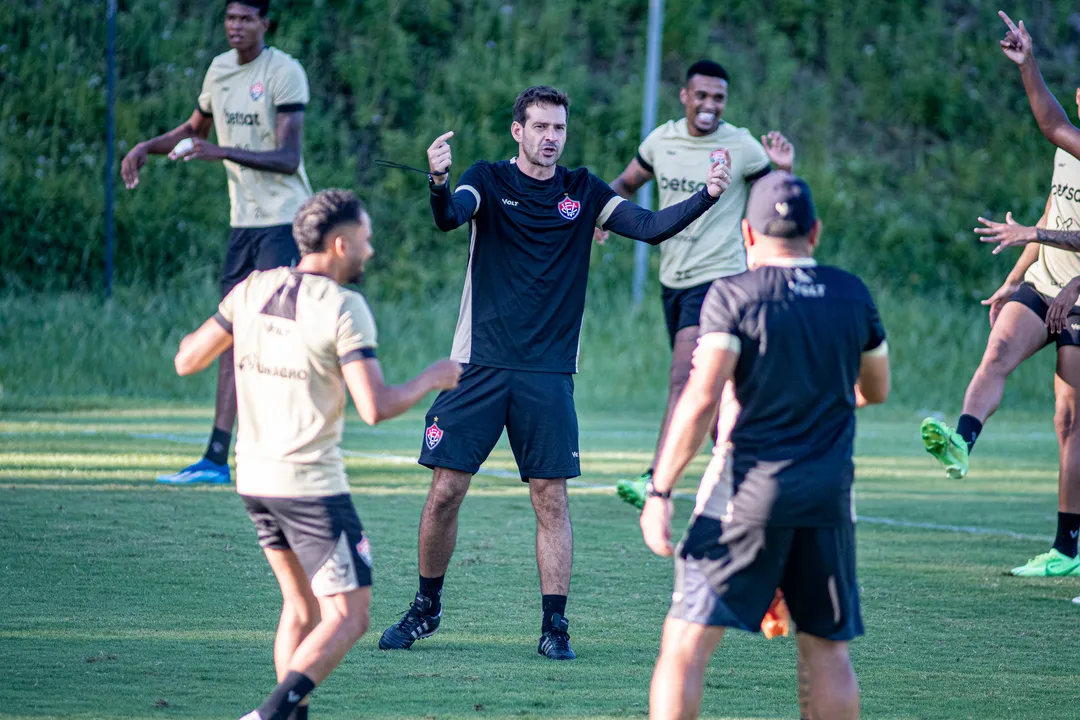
[501,198,519,207]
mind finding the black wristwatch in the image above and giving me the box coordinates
[644,480,671,500]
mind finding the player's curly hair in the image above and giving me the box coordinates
[292,189,365,256]
[512,86,570,125]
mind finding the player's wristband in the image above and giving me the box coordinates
[645,481,671,500]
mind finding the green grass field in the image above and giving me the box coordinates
[2,405,1078,720]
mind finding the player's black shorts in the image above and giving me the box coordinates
[222,224,301,296]
[669,515,863,642]
[661,281,714,346]
[1008,282,1080,347]
[241,493,373,596]
[418,364,580,481]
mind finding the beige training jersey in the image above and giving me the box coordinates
[638,118,771,289]
[1025,148,1080,303]
[198,47,313,228]
[215,268,378,498]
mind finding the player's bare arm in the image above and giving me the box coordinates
[761,131,795,172]
[182,109,304,174]
[601,155,732,245]
[609,157,655,200]
[981,195,1049,326]
[977,213,1080,253]
[1000,11,1080,159]
[342,358,461,426]
[174,317,234,375]
[121,108,212,189]
[640,341,739,557]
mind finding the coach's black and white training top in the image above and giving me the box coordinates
[430,159,720,373]
[698,259,887,527]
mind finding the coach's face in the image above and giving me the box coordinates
[680,75,727,135]
[512,103,567,168]
[225,3,268,52]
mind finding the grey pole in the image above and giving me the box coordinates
[104,0,117,298]
[632,0,664,307]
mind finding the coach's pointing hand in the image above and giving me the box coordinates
[427,131,454,187]
[705,149,733,199]
[640,496,674,557]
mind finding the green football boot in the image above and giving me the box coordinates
[615,470,650,511]
[920,418,969,479]
[1009,549,1080,577]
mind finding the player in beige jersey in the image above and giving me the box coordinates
[922,12,1080,581]
[172,190,461,720]
[121,0,313,486]
[600,61,795,509]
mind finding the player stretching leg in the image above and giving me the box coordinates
[601,60,794,509]
[641,172,890,720]
[172,190,461,719]
[123,0,313,485]
[378,86,732,659]
[923,11,1080,578]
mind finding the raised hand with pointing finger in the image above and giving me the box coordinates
[427,131,454,186]
[999,10,1033,66]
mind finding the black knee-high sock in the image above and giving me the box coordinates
[1052,512,1080,558]
[956,414,983,453]
[287,705,308,720]
[542,594,567,632]
[205,348,237,465]
[257,671,314,720]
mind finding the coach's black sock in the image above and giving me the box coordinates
[955,415,983,454]
[204,427,232,467]
[287,704,309,720]
[418,574,444,613]
[256,671,314,720]
[542,594,567,633]
[1052,512,1080,558]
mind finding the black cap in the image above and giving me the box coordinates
[745,171,817,239]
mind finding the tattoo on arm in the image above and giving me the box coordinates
[1036,227,1080,252]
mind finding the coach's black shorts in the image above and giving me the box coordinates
[242,493,373,595]
[418,364,580,481]
[1008,282,1080,347]
[669,515,863,641]
[661,281,714,346]
[222,224,300,296]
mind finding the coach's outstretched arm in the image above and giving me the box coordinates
[999,11,1080,159]
[602,152,732,246]
[343,358,461,425]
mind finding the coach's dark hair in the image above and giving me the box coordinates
[227,0,270,17]
[685,60,728,84]
[512,86,570,125]
[292,189,365,256]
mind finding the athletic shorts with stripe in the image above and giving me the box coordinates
[242,494,372,596]
[669,515,863,641]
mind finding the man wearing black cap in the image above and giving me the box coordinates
[639,172,891,720]
[121,0,312,486]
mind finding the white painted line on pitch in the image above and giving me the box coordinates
[105,434,1056,543]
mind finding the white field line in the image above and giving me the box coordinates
[22,431,1058,544]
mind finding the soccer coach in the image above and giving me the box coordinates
[378,86,733,660]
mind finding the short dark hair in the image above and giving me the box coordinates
[512,86,570,125]
[685,60,728,84]
[292,189,365,256]
[226,0,270,17]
